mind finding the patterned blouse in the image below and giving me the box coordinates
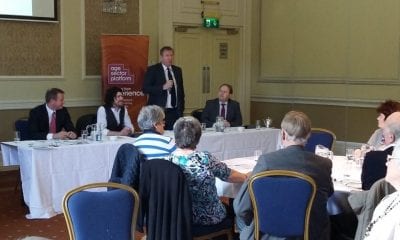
[169,151,231,225]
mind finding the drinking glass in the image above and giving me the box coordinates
[256,120,261,130]
[346,148,355,162]
[201,123,207,131]
[264,117,272,128]
[81,130,88,142]
[14,131,21,141]
[254,150,262,160]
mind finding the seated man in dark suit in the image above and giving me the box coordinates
[201,83,242,128]
[361,122,399,190]
[234,111,334,240]
[28,88,77,140]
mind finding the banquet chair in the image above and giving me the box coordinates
[304,128,336,153]
[62,182,139,240]
[75,113,97,136]
[248,170,316,240]
[191,108,204,122]
[109,143,143,190]
[139,159,233,240]
[15,118,30,140]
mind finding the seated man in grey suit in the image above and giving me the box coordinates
[234,111,334,240]
[201,83,242,128]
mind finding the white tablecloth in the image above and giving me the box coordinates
[165,127,281,160]
[216,155,362,198]
[1,128,281,219]
[1,137,136,219]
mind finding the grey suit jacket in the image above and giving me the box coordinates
[233,145,334,240]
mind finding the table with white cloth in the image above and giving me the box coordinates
[1,127,281,219]
[1,137,136,219]
[215,155,362,216]
[164,127,281,160]
[216,155,362,198]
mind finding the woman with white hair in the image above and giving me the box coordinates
[169,116,247,226]
[134,105,176,160]
[363,144,400,239]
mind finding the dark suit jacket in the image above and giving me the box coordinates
[361,146,394,190]
[143,63,185,115]
[234,145,334,240]
[201,98,242,127]
[28,104,77,140]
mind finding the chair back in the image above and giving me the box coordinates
[15,118,30,141]
[304,128,336,153]
[75,114,97,136]
[63,182,139,240]
[248,170,316,240]
[139,159,193,240]
[191,108,203,122]
[109,143,143,190]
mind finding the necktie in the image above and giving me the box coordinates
[50,112,56,134]
[220,104,226,119]
[167,67,177,107]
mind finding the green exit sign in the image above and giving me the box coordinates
[203,17,219,28]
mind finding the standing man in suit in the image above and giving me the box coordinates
[234,111,334,240]
[28,88,77,140]
[143,46,185,130]
[201,83,242,128]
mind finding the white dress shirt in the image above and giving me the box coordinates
[45,104,56,140]
[162,64,178,109]
[97,106,134,135]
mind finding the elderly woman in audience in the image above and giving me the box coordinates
[169,116,247,225]
[134,105,176,160]
[363,144,400,240]
[367,100,400,149]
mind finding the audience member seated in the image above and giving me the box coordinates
[362,120,400,190]
[363,144,400,240]
[233,111,334,240]
[367,100,400,149]
[97,87,134,136]
[201,83,242,128]
[28,88,77,140]
[169,116,247,225]
[134,105,176,160]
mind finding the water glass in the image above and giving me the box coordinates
[264,117,272,128]
[254,150,262,160]
[346,148,355,161]
[256,120,261,130]
[81,130,88,142]
[201,123,207,131]
[14,131,21,141]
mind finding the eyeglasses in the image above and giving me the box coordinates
[387,155,400,163]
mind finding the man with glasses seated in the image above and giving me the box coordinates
[234,111,334,240]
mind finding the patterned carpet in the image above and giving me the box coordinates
[0,169,144,240]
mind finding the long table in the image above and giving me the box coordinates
[216,155,362,198]
[1,127,281,219]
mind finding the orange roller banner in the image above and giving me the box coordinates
[101,34,149,130]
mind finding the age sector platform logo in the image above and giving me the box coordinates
[108,64,135,84]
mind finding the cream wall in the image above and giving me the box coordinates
[250,0,400,141]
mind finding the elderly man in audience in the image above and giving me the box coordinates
[363,144,400,240]
[134,105,176,160]
[362,121,400,190]
[28,88,77,140]
[367,100,400,149]
[97,87,134,136]
[169,116,247,226]
[234,111,334,240]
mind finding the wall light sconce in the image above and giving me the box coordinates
[103,0,127,14]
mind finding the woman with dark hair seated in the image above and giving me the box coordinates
[367,100,400,150]
[169,116,247,225]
